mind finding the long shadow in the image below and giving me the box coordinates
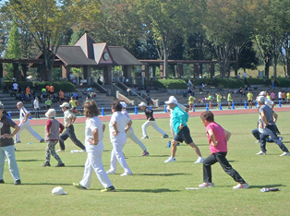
[147,155,170,158]
[17,159,42,162]
[22,183,72,186]
[90,188,180,193]
[136,173,191,176]
[15,149,44,152]
[227,184,284,189]
[65,165,85,168]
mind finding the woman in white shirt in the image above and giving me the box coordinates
[106,101,132,176]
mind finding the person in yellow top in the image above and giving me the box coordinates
[208,93,213,109]
[227,91,232,109]
[45,96,52,110]
[247,90,253,108]
[188,94,195,112]
[287,92,290,103]
[216,93,222,109]
[69,96,80,114]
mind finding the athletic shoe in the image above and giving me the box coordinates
[141,151,149,156]
[14,141,21,144]
[255,140,259,143]
[40,139,45,143]
[42,161,51,167]
[280,152,290,156]
[164,156,176,163]
[56,149,64,152]
[101,186,116,192]
[256,151,266,155]
[194,157,204,164]
[199,182,215,188]
[73,182,87,190]
[55,162,65,167]
[106,169,116,174]
[120,172,133,176]
[162,134,169,138]
[0,179,4,183]
[14,180,21,185]
[141,136,149,139]
[279,137,284,141]
[233,183,249,189]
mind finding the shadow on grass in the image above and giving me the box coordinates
[15,149,44,152]
[65,165,85,168]
[247,184,284,189]
[136,173,191,176]
[146,155,170,158]
[22,183,72,186]
[90,188,180,193]
[17,159,42,162]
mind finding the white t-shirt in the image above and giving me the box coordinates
[34,99,40,109]
[19,106,29,123]
[109,111,130,141]
[63,109,75,127]
[121,109,133,132]
[85,116,104,150]
[265,97,274,107]
[278,92,282,99]
[13,83,18,90]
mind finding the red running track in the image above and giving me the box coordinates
[14,106,290,126]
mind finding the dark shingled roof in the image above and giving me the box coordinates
[108,46,141,66]
[56,46,97,66]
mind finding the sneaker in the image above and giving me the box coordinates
[106,169,116,174]
[279,137,284,141]
[14,141,21,144]
[73,182,87,190]
[233,183,249,189]
[56,149,65,152]
[280,152,290,156]
[120,172,133,176]
[0,179,4,183]
[141,150,149,156]
[199,182,215,188]
[42,161,51,167]
[162,134,169,138]
[55,162,65,167]
[101,186,116,192]
[141,136,149,139]
[194,157,204,164]
[256,151,266,155]
[14,180,21,185]
[255,140,259,143]
[164,156,176,163]
[40,139,45,143]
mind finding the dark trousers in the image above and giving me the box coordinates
[59,125,85,150]
[251,128,273,142]
[34,108,40,118]
[260,125,288,153]
[203,152,245,184]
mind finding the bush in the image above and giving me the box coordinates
[33,81,75,92]
[275,78,290,87]
[146,79,187,89]
[247,78,265,85]
[4,81,33,91]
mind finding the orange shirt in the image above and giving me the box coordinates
[59,91,64,98]
[46,85,50,91]
[49,85,54,93]
[282,92,286,99]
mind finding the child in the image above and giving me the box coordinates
[208,93,213,109]
[227,91,232,109]
[45,96,52,110]
[42,109,65,167]
[216,93,222,109]
[69,96,80,114]
[188,94,195,112]
[199,111,249,189]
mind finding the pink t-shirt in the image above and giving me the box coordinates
[206,122,227,154]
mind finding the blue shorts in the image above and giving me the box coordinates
[174,126,193,144]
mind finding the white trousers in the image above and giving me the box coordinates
[80,142,112,189]
[16,121,43,142]
[126,129,147,151]
[110,133,131,173]
[142,120,167,137]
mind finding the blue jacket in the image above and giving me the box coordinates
[172,105,188,134]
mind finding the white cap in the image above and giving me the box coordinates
[138,102,147,107]
[165,96,178,104]
[60,102,70,108]
[256,96,265,104]
[259,91,266,96]
[52,186,67,195]
[120,102,127,108]
[45,108,56,118]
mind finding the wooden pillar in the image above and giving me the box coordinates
[199,63,203,77]
[103,66,112,85]
[83,66,92,86]
[0,63,3,89]
[160,64,164,78]
[21,63,28,81]
[152,65,156,78]
[142,64,149,80]
[177,63,183,78]
[210,64,215,79]
[13,62,20,81]
[37,62,44,81]
[62,65,70,80]
[194,64,199,78]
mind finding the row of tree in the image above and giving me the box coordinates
[1,0,290,81]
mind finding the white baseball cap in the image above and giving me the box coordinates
[120,102,127,108]
[52,186,67,195]
[138,102,147,107]
[45,108,56,118]
[256,96,265,104]
[259,91,266,96]
[165,96,178,104]
[60,102,70,108]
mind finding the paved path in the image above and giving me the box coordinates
[13,106,290,126]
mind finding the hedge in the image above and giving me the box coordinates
[145,79,187,89]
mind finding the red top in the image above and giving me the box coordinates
[206,122,227,154]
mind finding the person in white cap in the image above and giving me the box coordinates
[42,108,65,167]
[57,102,85,152]
[255,96,290,156]
[164,96,204,163]
[33,97,40,118]
[120,102,149,156]
[138,102,168,139]
[73,101,115,192]
[15,101,44,143]
[106,101,133,176]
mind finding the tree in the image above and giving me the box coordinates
[3,0,101,81]
[237,41,259,72]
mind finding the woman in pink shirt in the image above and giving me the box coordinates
[270,91,275,100]
[198,111,249,189]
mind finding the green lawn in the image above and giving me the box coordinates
[2,112,290,216]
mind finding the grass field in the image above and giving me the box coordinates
[2,111,290,216]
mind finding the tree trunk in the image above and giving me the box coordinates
[264,59,270,79]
